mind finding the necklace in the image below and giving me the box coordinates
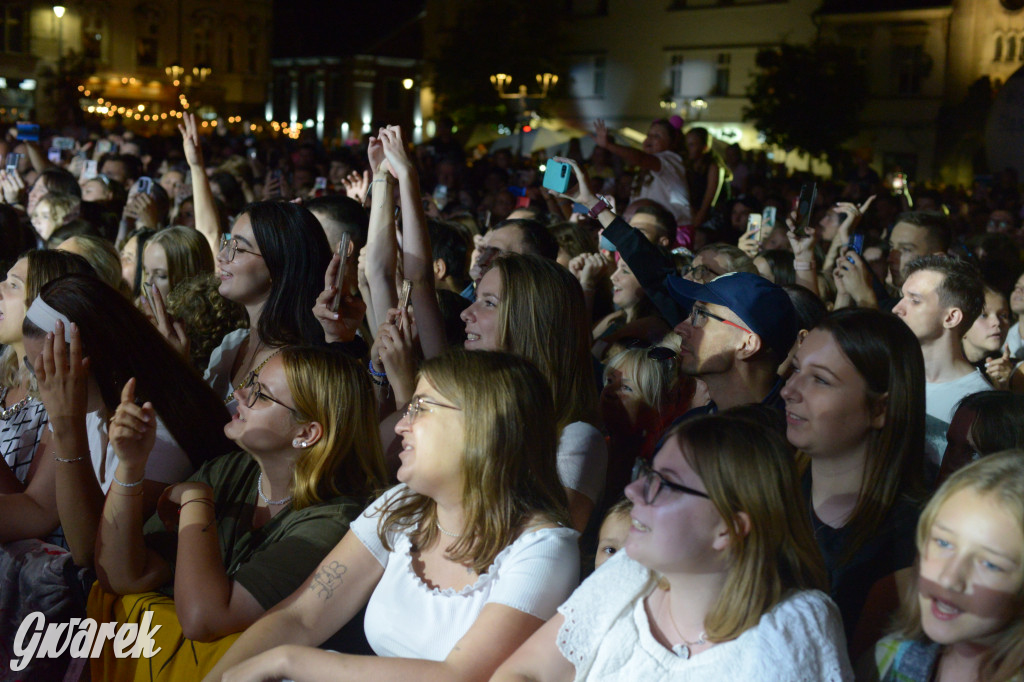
[257,472,292,506]
[0,387,31,422]
[662,591,707,660]
[436,519,462,538]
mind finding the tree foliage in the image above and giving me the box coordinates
[744,42,867,160]
[426,0,567,127]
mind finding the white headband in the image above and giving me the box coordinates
[25,297,74,343]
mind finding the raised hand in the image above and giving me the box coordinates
[378,126,413,178]
[376,307,417,405]
[178,112,204,169]
[0,168,26,205]
[546,156,599,208]
[140,283,190,358]
[108,377,156,471]
[313,250,366,344]
[594,119,610,148]
[985,345,1014,389]
[34,320,91,428]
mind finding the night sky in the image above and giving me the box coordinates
[272,0,426,59]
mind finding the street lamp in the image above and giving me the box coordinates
[489,72,559,157]
[53,6,65,59]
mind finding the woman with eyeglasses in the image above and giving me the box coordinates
[780,308,926,656]
[204,350,580,682]
[493,409,852,681]
[90,346,388,681]
[178,112,335,404]
[460,254,605,532]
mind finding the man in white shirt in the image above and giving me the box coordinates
[892,255,989,470]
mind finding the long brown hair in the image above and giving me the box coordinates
[378,350,570,574]
[668,408,826,642]
[493,254,599,430]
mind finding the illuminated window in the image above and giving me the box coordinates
[713,53,730,96]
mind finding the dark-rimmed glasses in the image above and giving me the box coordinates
[687,305,752,334]
[682,263,723,284]
[244,380,299,415]
[631,457,709,505]
[622,337,678,363]
[219,234,263,263]
[404,395,461,424]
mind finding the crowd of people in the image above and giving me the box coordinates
[0,111,1022,682]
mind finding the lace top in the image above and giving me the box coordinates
[350,484,580,660]
[557,552,853,681]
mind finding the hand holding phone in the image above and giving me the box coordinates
[135,176,153,195]
[396,280,413,331]
[329,232,352,313]
[747,213,763,245]
[5,153,23,172]
[542,160,573,194]
[793,183,817,238]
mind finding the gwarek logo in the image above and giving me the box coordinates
[10,611,162,671]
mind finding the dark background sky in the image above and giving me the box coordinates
[273,0,426,59]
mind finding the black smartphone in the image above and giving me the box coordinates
[794,183,817,238]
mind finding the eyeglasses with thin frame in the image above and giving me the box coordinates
[687,305,752,334]
[243,379,300,415]
[404,395,461,425]
[219,234,263,263]
[682,264,723,284]
[631,457,710,505]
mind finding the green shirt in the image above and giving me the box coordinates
[143,451,361,610]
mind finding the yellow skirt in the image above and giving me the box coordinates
[87,582,242,682]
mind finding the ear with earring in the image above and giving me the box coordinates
[292,439,308,448]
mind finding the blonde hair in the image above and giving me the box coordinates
[603,347,682,414]
[34,192,80,227]
[379,350,570,574]
[146,226,215,293]
[281,347,388,509]
[493,254,599,430]
[58,235,131,297]
[669,408,827,642]
[892,450,1024,682]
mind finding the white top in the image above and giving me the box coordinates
[351,484,580,660]
[556,552,853,682]
[84,409,192,492]
[924,369,993,466]
[204,328,249,405]
[635,150,692,226]
[1007,322,1024,361]
[557,421,608,505]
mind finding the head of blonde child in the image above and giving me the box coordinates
[595,499,633,571]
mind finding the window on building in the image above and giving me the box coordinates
[0,5,27,54]
[670,55,685,99]
[713,53,730,96]
[995,36,1004,62]
[893,45,926,95]
[1009,36,1018,62]
[569,54,606,98]
[193,27,211,65]
[82,11,104,60]
[137,22,158,67]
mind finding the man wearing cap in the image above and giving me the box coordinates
[664,271,799,422]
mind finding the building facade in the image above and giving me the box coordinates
[0,0,271,131]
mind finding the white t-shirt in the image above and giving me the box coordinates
[635,150,692,226]
[924,369,993,466]
[557,421,607,505]
[1006,322,1024,361]
[84,409,192,492]
[350,484,580,660]
[204,328,249,405]
[556,552,853,681]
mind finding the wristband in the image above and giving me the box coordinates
[54,454,87,463]
[587,196,609,220]
[368,359,387,378]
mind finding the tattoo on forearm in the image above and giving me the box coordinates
[308,561,347,600]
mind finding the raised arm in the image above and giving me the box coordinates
[202,529,384,682]
[594,119,660,172]
[379,125,447,358]
[364,132,399,332]
[95,378,173,593]
[35,321,106,565]
[179,112,221,257]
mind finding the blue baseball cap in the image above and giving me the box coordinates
[666,272,798,356]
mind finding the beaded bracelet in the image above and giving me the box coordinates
[368,359,388,378]
[54,455,87,463]
[113,473,144,488]
[369,375,389,387]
